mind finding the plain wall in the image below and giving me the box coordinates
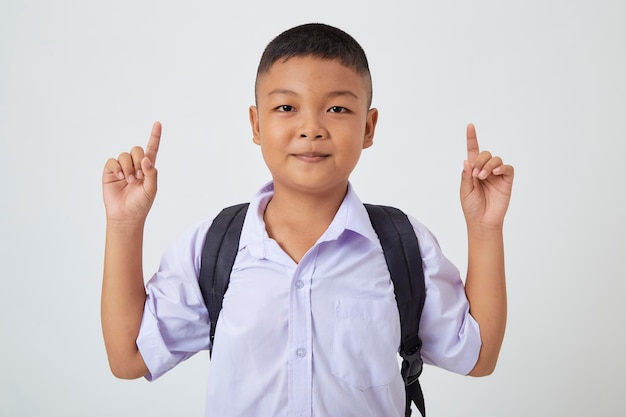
[1,0,624,415]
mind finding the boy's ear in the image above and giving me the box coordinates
[249,105,261,145]
[363,108,378,149]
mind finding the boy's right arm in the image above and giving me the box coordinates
[101,122,161,379]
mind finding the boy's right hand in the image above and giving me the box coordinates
[102,122,161,223]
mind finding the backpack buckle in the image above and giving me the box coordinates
[400,347,423,386]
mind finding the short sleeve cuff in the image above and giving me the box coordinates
[136,305,186,381]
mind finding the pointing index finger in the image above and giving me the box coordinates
[146,121,161,164]
[466,123,479,164]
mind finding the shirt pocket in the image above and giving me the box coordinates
[331,297,400,391]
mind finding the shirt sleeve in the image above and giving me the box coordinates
[136,221,213,381]
[409,216,482,375]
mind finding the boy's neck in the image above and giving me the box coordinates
[263,182,348,263]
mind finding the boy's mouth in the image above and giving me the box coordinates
[292,152,330,162]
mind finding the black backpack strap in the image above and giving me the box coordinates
[365,204,427,417]
[198,203,250,355]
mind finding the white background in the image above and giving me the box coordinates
[1,0,625,416]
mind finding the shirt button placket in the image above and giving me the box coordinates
[288,251,315,417]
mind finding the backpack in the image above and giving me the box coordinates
[199,203,427,417]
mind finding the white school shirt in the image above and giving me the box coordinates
[137,182,481,417]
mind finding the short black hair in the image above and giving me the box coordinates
[255,23,373,106]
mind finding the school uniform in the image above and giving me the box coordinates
[137,182,481,417]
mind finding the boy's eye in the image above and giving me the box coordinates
[276,105,295,112]
[328,106,348,113]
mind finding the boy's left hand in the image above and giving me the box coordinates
[460,123,514,229]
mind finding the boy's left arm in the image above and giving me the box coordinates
[460,123,514,377]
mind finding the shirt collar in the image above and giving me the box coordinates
[239,181,382,259]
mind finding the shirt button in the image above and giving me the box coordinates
[295,280,304,289]
[296,348,307,358]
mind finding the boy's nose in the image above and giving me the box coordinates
[300,132,324,139]
[298,115,327,140]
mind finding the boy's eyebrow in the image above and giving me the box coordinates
[268,88,360,100]
[267,89,299,97]
[327,90,359,100]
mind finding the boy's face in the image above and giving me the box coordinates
[250,56,378,197]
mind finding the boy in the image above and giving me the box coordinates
[102,23,514,417]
